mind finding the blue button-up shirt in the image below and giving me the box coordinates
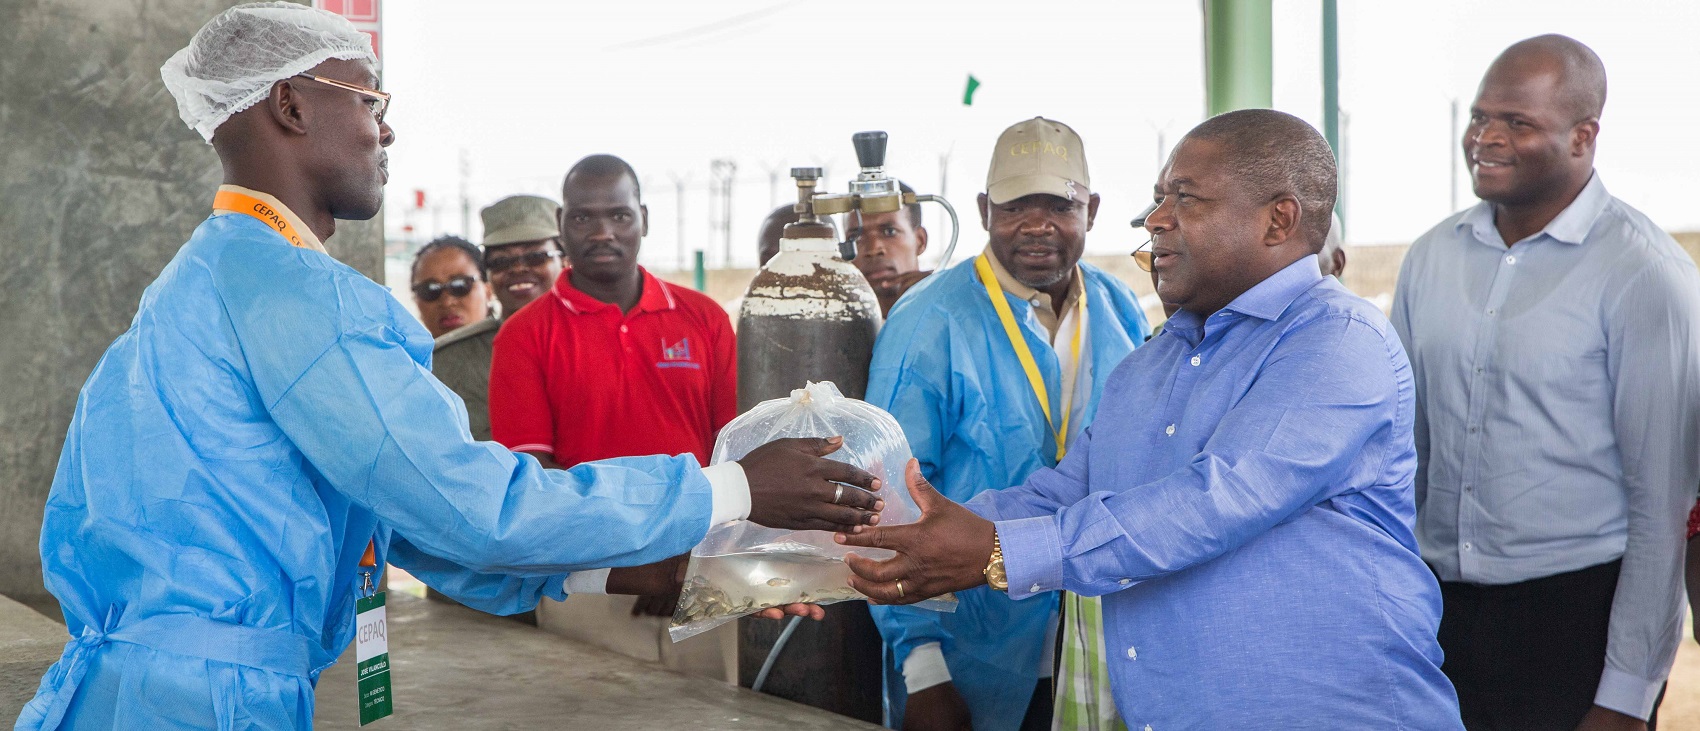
[1392,173,1700,718]
[970,255,1462,729]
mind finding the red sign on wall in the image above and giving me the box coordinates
[314,0,383,61]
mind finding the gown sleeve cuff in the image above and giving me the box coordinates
[702,462,751,526]
[562,568,610,595]
[1594,666,1663,720]
[902,642,953,694]
[998,516,1064,600]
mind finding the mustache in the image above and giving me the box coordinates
[577,245,624,258]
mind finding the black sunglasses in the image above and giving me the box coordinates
[486,249,561,273]
[412,276,478,302]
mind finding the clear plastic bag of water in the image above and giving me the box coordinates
[669,381,955,642]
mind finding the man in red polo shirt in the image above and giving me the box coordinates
[489,154,738,680]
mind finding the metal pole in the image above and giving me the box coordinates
[1203,0,1273,117]
[1322,0,1342,227]
[674,176,689,272]
[1340,109,1351,235]
[459,149,472,236]
[1450,98,1461,212]
[709,160,737,268]
[723,163,736,266]
[1322,0,1340,153]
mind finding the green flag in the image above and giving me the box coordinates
[963,74,980,106]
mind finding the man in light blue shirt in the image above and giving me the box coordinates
[838,109,1462,729]
[1393,35,1700,731]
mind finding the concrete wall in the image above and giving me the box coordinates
[0,0,384,611]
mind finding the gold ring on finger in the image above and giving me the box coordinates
[833,484,844,505]
[896,580,905,598]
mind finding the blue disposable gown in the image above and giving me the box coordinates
[866,257,1150,730]
[17,215,715,731]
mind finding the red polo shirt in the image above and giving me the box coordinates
[489,267,737,466]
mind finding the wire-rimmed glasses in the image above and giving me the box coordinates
[1130,202,1158,272]
[293,73,390,123]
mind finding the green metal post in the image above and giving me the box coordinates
[1322,0,1339,154]
[1323,0,1344,226]
[1204,0,1274,117]
[693,250,706,292]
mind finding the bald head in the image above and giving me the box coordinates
[1183,109,1338,251]
[756,204,839,267]
[1488,34,1607,125]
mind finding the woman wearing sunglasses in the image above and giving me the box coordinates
[412,235,493,338]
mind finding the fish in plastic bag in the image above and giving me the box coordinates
[670,381,955,642]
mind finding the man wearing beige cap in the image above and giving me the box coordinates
[865,117,1150,731]
[432,194,565,443]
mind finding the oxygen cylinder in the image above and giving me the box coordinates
[735,241,882,405]
[732,167,885,722]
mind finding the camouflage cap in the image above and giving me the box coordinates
[481,195,561,247]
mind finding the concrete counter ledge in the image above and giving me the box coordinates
[3,592,877,729]
[314,591,880,730]
[1,595,66,723]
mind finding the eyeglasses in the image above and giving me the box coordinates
[293,73,390,123]
[412,275,478,302]
[486,249,561,273]
[1130,202,1158,272]
[1132,239,1155,272]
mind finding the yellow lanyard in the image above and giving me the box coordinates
[213,189,313,250]
[974,253,1086,462]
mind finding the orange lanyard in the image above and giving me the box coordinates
[213,190,312,249]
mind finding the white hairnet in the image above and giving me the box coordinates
[161,2,376,143]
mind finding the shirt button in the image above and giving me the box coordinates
[1126,646,1137,660]
[1486,308,1496,316]
[1029,583,1042,593]
[620,325,628,333]
[1189,355,1201,367]
[1463,542,1473,551]
[1164,424,1175,436]
[1118,578,1131,586]
[1464,484,1474,492]
[1505,255,1517,265]
[1468,426,1479,434]
[1145,725,1155,731]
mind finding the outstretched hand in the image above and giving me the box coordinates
[739,436,885,532]
[835,459,996,604]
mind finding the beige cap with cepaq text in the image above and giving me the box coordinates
[986,116,1090,205]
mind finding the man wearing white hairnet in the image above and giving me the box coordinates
[17,5,884,729]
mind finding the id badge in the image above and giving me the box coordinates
[355,568,393,724]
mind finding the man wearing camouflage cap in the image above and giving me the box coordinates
[433,194,565,443]
[18,5,882,729]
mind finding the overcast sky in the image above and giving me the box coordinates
[377,0,1700,271]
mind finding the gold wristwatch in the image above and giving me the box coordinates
[984,528,1008,591]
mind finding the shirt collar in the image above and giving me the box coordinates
[1226,254,1322,320]
[552,266,675,315]
[212,184,326,253]
[1161,256,1322,347]
[1457,171,1609,248]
